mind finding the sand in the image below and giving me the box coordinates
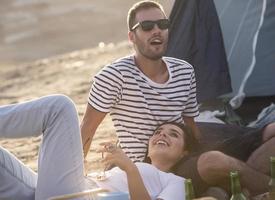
[0,41,133,172]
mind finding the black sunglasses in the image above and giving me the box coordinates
[131,19,170,32]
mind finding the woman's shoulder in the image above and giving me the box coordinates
[135,162,184,180]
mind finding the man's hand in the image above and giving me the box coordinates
[183,116,201,140]
[84,159,89,176]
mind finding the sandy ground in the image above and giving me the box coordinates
[0,1,173,172]
[0,42,132,172]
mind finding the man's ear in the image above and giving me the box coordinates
[128,31,135,43]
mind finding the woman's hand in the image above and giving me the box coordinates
[98,142,135,172]
[98,142,151,200]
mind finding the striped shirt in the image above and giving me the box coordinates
[88,55,199,162]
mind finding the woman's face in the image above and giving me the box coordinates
[148,123,187,164]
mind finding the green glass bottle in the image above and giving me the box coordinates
[269,156,275,199]
[230,171,247,200]
[185,178,195,200]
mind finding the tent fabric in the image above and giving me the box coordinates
[214,0,275,98]
[167,0,275,104]
[166,0,232,103]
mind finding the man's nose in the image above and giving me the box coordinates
[151,24,161,33]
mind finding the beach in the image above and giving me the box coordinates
[0,0,173,172]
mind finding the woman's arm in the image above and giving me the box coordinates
[100,142,151,200]
[124,161,151,200]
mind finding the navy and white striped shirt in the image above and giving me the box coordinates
[89,55,199,162]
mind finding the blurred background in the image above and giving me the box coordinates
[0,0,173,66]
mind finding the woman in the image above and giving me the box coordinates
[0,95,195,200]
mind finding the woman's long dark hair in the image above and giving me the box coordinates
[143,121,198,164]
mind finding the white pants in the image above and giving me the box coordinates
[0,95,92,200]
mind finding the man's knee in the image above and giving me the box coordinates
[262,122,275,141]
[197,151,231,184]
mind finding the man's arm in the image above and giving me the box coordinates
[81,104,107,158]
[183,116,201,140]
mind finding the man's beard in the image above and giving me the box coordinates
[137,43,167,61]
[134,34,168,60]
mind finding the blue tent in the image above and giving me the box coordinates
[167,0,275,108]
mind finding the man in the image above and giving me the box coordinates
[173,122,275,197]
[81,1,200,162]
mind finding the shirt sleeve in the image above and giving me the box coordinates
[157,175,185,200]
[88,65,123,113]
[182,70,199,117]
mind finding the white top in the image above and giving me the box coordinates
[88,162,185,200]
[89,55,199,162]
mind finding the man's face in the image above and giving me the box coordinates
[129,8,169,60]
